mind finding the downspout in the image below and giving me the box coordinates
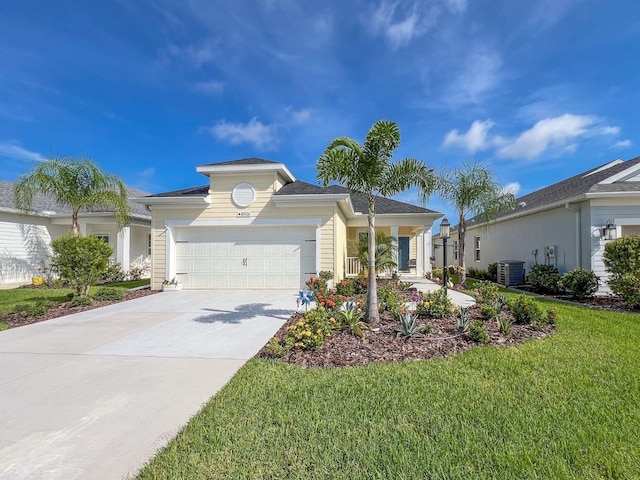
[565,203,581,269]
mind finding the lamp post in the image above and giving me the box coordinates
[440,218,450,294]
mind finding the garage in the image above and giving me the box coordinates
[174,226,316,289]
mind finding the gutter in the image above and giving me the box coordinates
[565,203,581,269]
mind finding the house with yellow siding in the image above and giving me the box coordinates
[136,158,442,290]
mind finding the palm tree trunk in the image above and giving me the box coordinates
[72,210,80,236]
[458,215,466,285]
[366,195,380,325]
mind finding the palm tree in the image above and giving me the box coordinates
[437,162,516,284]
[317,120,435,324]
[14,155,131,235]
[354,231,397,275]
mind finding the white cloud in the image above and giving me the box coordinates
[497,114,613,159]
[442,119,494,153]
[206,117,278,149]
[192,80,225,96]
[370,1,439,49]
[502,182,521,196]
[445,50,503,106]
[289,108,313,125]
[165,42,218,68]
[444,0,467,13]
[0,141,45,162]
[611,139,632,149]
[601,126,621,135]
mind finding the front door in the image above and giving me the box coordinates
[398,236,410,271]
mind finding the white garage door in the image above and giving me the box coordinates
[174,226,316,289]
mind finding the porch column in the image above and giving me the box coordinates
[390,225,399,272]
[423,226,432,276]
[116,226,131,273]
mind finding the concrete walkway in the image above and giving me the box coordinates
[402,276,476,308]
[0,290,298,480]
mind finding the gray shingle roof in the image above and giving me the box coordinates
[275,181,440,215]
[199,158,279,167]
[0,179,151,219]
[144,184,210,198]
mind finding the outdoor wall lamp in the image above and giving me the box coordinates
[440,218,450,294]
[601,219,617,241]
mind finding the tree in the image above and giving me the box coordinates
[51,234,113,296]
[436,162,515,285]
[354,231,397,275]
[317,120,435,324]
[14,155,131,235]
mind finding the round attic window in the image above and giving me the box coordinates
[232,183,256,207]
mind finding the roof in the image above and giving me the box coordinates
[199,158,279,167]
[0,179,151,219]
[464,155,640,229]
[144,185,210,198]
[275,181,440,215]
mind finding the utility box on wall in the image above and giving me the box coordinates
[497,260,526,287]
[544,245,556,258]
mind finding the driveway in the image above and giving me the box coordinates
[0,289,297,480]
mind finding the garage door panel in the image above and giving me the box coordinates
[175,226,316,289]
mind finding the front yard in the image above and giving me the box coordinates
[135,291,640,479]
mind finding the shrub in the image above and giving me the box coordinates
[13,299,54,317]
[607,274,640,309]
[468,320,489,343]
[0,322,8,331]
[559,268,599,299]
[480,304,498,320]
[487,263,498,282]
[395,311,422,338]
[508,294,543,325]
[318,270,334,281]
[305,276,328,298]
[51,234,113,296]
[431,268,443,281]
[266,337,287,358]
[285,308,334,350]
[70,295,93,307]
[378,282,403,316]
[101,263,127,283]
[456,307,472,332]
[528,265,561,294]
[337,302,368,338]
[416,288,455,318]
[496,313,512,335]
[128,267,143,281]
[93,287,125,301]
[335,278,355,297]
[474,281,500,305]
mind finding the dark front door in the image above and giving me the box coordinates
[398,237,410,271]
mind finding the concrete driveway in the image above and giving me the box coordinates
[0,289,297,480]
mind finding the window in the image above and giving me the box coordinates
[453,240,458,261]
[147,233,152,256]
[474,236,481,262]
[96,234,110,244]
[358,231,368,242]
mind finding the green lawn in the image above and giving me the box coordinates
[0,279,149,314]
[135,293,640,479]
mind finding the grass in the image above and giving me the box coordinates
[135,293,640,479]
[0,279,149,314]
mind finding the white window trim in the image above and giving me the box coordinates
[474,236,481,262]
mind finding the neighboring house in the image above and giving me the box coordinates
[136,158,442,290]
[0,180,152,286]
[433,156,640,292]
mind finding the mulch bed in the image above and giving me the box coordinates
[0,288,158,329]
[509,285,633,311]
[257,305,555,368]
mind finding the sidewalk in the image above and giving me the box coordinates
[402,276,476,308]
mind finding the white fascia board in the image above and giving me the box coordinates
[0,206,49,217]
[272,193,350,206]
[598,163,640,184]
[131,196,212,206]
[586,191,640,197]
[196,163,296,183]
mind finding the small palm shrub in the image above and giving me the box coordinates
[395,311,422,338]
[528,265,561,294]
[416,288,455,318]
[468,320,489,343]
[474,281,500,305]
[559,268,599,299]
[70,295,93,307]
[508,294,543,325]
[93,287,125,301]
[12,299,54,317]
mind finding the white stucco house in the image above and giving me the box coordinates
[0,180,152,286]
[433,156,640,292]
[136,158,442,290]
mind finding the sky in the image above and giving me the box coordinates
[1,0,639,224]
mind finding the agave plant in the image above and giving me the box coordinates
[496,312,513,335]
[338,302,369,338]
[395,311,423,338]
[457,307,472,332]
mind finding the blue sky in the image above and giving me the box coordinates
[1,0,639,222]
